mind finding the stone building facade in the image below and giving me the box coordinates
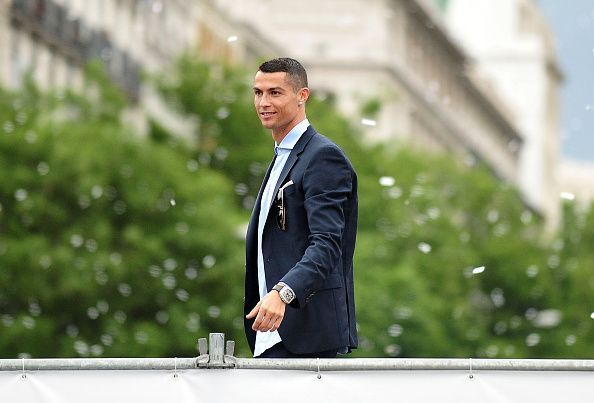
[444,0,563,229]
[212,0,528,207]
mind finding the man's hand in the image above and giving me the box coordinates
[246,291,286,332]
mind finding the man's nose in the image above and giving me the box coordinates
[258,94,271,106]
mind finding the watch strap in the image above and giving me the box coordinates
[272,283,283,293]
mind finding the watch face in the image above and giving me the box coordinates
[281,288,295,303]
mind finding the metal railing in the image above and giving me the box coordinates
[1,333,593,373]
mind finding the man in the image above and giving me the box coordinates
[244,58,358,358]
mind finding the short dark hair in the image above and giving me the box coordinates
[258,58,308,92]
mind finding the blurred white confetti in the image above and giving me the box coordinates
[378,176,395,187]
[227,35,238,43]
[472,266,485,275]
[417,242,432,254]
[560,192,575,201]
[361,118,377,126]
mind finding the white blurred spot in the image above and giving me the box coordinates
[3,121,14,133]
[135,331,149,344]
[379,176,395,187]
[148,265,161,277]
[487,210,499,223]
[37,162,50,176]
[485,345,499,358]
[361,118,377,126]
[101,334,113,346]
[203,255,216,268]
[97,300,109,314]
[525,333,540,347]
[417,242,432,254]
[164,257,178,271]
[70,234,84,248]
[25,130,37,143]
[74,340,89,356]
[185,267,198,280]
[118,283,132,297]
[207,306,221,318]
[110,253,122,265]
[384,344,401,357]
[526,265,539,278]
[87,307,100,320]
[227,35,238,43]
[565,335,576,346]
[525,307,538,321]
[560,192,575,201]
[91,185,103,199]
[175,222,189,235]
[176,289,190,301]
[170,199,176,206]
[472,266,485,275]
[532,309,562,328]
[156,311,169,324]
[427,207,440,220]
[386,187,402,199]
[591,312,594,320]
[90,345,104,357]
[216,107,230,119]
[14,189,28,202]
[186,313,201,332]
[114,311,127,324]
[490,288,505,307]
[520,210,533,224]
[22,316,35,330]
[393,307,412,320]
[162,274,176,290]
[388,324,403,337]
[187,159,199,172]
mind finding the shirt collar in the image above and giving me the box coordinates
[275,118,309,152]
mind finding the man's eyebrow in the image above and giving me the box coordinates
[252,86,285,92]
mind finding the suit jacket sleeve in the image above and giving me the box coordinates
[280,144,353,307]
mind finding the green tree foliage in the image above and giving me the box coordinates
[1,56,592,360]
[0,66,246,358]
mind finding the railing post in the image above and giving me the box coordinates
[195,333,235,368]
[208,333,225,365]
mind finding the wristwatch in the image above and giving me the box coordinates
[272,282,295,304]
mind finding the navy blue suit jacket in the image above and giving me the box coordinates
[244,126,358,355]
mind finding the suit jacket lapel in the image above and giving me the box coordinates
[270,126,316,203]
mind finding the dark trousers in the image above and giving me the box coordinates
[257,342,339,358]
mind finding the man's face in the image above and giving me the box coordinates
[253,71,306,139]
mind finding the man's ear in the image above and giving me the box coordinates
[298,87,310,104]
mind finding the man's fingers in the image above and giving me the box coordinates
[246,301,261,319]
[249,293,286,331]
[253,312,272,331]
